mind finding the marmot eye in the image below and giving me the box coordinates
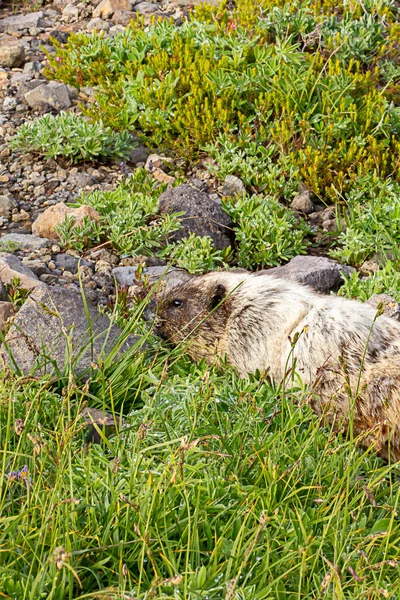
[172,299,184,308]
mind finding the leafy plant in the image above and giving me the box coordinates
[74,168,182,256]
[339,261,400,303]
[223,194,310,268]
[10,112,136,163]
[4,277,32,308]
[160,233,232,274]
[330,175,400,266]
[55,215,104,252]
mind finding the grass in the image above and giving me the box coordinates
[4,0,400,596]
[2,322,400,599]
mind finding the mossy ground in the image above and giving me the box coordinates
[3,0,400,597]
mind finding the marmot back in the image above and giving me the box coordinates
[152,271,400,461]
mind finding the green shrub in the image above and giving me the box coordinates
[160,233,232,274]
[339,261,400,303]
[10,112,136,163]
[330,175,400,266]
[74,169,182,255]
[43,2,400,197]
[223,194,310,268]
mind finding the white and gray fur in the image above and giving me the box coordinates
[154,271,400,460]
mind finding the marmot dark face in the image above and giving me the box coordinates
[153,277,231,361]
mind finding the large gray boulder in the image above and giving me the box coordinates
[158,184,233,250]
[4,286,140,377]
[260,256,354,293]
[0,11,46,32]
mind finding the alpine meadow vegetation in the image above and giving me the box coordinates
[3,0,400,597]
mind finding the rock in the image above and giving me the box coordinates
[81,407,126,443]
[25,82,71,111]
[360,259,380,276]
[54,253,94,274]
[21,259,49,277]
[0,195,16,218]
[62,3,80,19]
[89,248,119,265]
[93,0,132,18]
[128,141,149,164]
[32,203,101,240]
[113,265,191,295]
[0,302,15,333]
[158,184,233,250]
[111,9,135,24]
[3,97,17,112]
[0,253,42,290]
[152,168,175,185]
[48,29,71,44]
[367,294,400,321]
[222,175,246,197]
[309,207,334,226]
[133,1,159,13]
[86,17,110,31]
[145,153,173,171]
[262,256,354,293]
[0,11,46,32]
[0,233,51,251]
[67,172,96,187]
[0,40,25,68]
[4,286,141,377]
[291,190,314,215]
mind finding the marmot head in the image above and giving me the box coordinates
[149,274,234,361]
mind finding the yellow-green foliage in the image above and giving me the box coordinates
[45,0,400,198]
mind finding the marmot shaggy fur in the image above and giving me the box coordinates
[151,271,400,461]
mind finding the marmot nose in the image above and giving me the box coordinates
[142,299,157,323]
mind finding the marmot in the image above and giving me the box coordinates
[149,271,400,461]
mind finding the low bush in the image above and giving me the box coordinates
[10,112,136,163]
[339,261,400,303]
[223,194,310,268]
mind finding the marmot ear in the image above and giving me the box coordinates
[211,284,226,309]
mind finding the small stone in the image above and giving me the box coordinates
[89,248,119,265]
[145,153,172,171]
[3,97,17,112]
[322,219,337,232]
[21,259,49,277]
[291,190,314,215]
[86,17,110,31]
[367,294,400,321]
[54,253,94,274]
[0,196,16,218]
[0,233,51,251]
[133,2,158,13]
[81,406,126,443]
[222,175,246,197]
[32,203,101,240]
[62,3,80,19]
[25,82,71,111]
[0,40,25,68]
[152,168,175,185]
[0,302,15,333]
[360,259,380,276]
[0,253,42,290]
[93,0,131,18]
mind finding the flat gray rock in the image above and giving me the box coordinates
[113,265,190,288]
[25,82,71,111]
[0,233,51,251]
[158,184,233,250]
[4,286,141,377]
[0,11,46,32]
[260,256,354,293]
